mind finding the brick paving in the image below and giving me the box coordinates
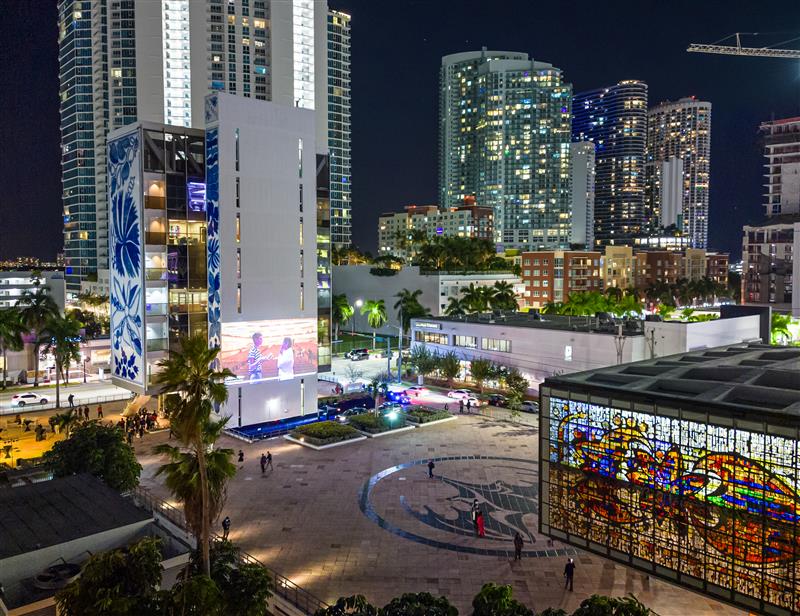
[136,412,743,615]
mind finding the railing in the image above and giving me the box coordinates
[129,486,329,615]
[0,390,135,416]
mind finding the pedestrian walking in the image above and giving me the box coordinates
[459,399,464,414]
[221,516,231,540]
[238,450,244,468]
[476,510,486,537]
[427,459,435,478]
[67,393,74,409]
[466,399,472,414]
[266,451,273,471]
[564,558,575,591]
[514,532,524,560]
[84,406,90,420]
[97,404,103,419]
[260,453,267,474]
[471,499,480,536]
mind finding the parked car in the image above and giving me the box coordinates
[403,386,428,397]
[519,400,540,414]
[487,394,509,408]
[446,389,474,400]
[378,402,404,416]
[346,348,370,361]
[336,407,370,423]
[12,392,49,407]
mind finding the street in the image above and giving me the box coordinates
[0,380,132,414]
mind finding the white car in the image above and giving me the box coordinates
[403,386,428,397]
[519,400,540,414]
[12,392,50,407]
[447,389,474,400]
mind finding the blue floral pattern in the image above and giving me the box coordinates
[206,125,221,348]
[108,131,144,386]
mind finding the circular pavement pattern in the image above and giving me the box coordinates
[359,455,578,558]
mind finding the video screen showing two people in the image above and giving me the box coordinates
[220,319,317,382]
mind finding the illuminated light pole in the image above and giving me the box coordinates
[353,299,363,338]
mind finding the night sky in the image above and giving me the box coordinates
[2,1,799,261]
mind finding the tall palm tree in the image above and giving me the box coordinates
[771,313,793,345]
[489,281,518,311]
[393,289,430,335]
[443,297,467,317]
[155,418,236,553]
[0,308,26,390]
[155,334,234,577]
[360,300,387,349]
[460,283,490,314]
[40,312,83,408]
[17,290,59,387]
[332,294,353,341]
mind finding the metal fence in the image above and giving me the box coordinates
[130,485,329,615]
[0,390,134,416]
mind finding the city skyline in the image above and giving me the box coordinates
[2,0,800,262]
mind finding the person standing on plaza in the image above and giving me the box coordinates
[466,399,472,414]
[84,406,90,420]
[238,449,244,468]
[222,516,231,540]
[471,499,480,536]
[266,451,273,471]
[68,393,74,409]
[514,532,524,560]
[564,558,575,591]
[459,399,464,414]
[260,453,267,474]
[427,459,435,478]
[97,404,103,419]
[476,510,486,537]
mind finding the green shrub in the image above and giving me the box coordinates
[404,406,452,424]
[347,413,403,434]
[291,421,360,446]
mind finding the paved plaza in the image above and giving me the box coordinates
[136,411,744,615]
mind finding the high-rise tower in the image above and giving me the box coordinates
[572,81,648,247]
[760,117,800,218]
[645,97,712,249]
[439,49,573,251]
[327,10,352,248]
[58,0,332,293]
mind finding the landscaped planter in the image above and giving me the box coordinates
[404,406,456,427]
[347,413,415,438]
[285,421,366,450]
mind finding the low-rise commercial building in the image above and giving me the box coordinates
[410,311,762,392]
[378,200,494,260]
[520,250,602,309]
[0,271,66,312]
[540,343,800,615]
[603,245,636,289]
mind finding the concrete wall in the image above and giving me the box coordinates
[213,95,319,426]
[644,315,762,357]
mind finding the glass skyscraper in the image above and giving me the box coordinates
[439,49,572,251]
[572,81,648,247]
[327,10,352,248]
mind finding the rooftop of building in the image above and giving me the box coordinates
[744,213,800,228]
[413,311,645,336]
[543,343,800,420]
[0,474,152,560]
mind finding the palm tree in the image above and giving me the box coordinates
[469,358,496,393]
[332,294,353,341]
[16,290,59,387]
[656,303,676,319]
[436,351,462,387]
[154,334,234,577]
[393,289,430,335]
[489,281,518,311]
[540,301,565,315]
[155,417,236,550]
[360,300,387,349]
[460,283,490,314]
[771,313,793,345]
[443,297,467,317]
[40,312,83,408]
[0,308,26,390]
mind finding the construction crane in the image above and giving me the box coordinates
[687,32,800,59]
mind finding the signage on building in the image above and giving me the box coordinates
[415,321,442,330]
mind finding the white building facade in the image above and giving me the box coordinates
[569,142,595,249]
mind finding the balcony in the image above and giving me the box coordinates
[145,231,167,245]
[145,303,168,317]
[145,195,165,210]
[145,268,168,282]
[146,338,169,353]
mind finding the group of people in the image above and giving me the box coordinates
[118,409,159,445]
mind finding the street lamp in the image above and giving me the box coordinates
[352,299,363,338]
[384,316,403,382]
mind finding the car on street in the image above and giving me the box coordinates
[11,392,50,407]
[378,402,404,417]
[487,394,509,408]
[346,348,370,361]
[336,407,370,423]
[519,400,540,414]
[403,385,428,397]
[446,389,474,400]
[385,390,411,405]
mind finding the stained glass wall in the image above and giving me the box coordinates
[540,394,800,615]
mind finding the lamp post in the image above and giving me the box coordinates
[353,299,363,338]
[385,317,403,382]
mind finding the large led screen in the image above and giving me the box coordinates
[220,319,317,383]
[543,396,800,612]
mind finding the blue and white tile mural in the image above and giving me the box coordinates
[206,126,221,349]
[108,131,144,387]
